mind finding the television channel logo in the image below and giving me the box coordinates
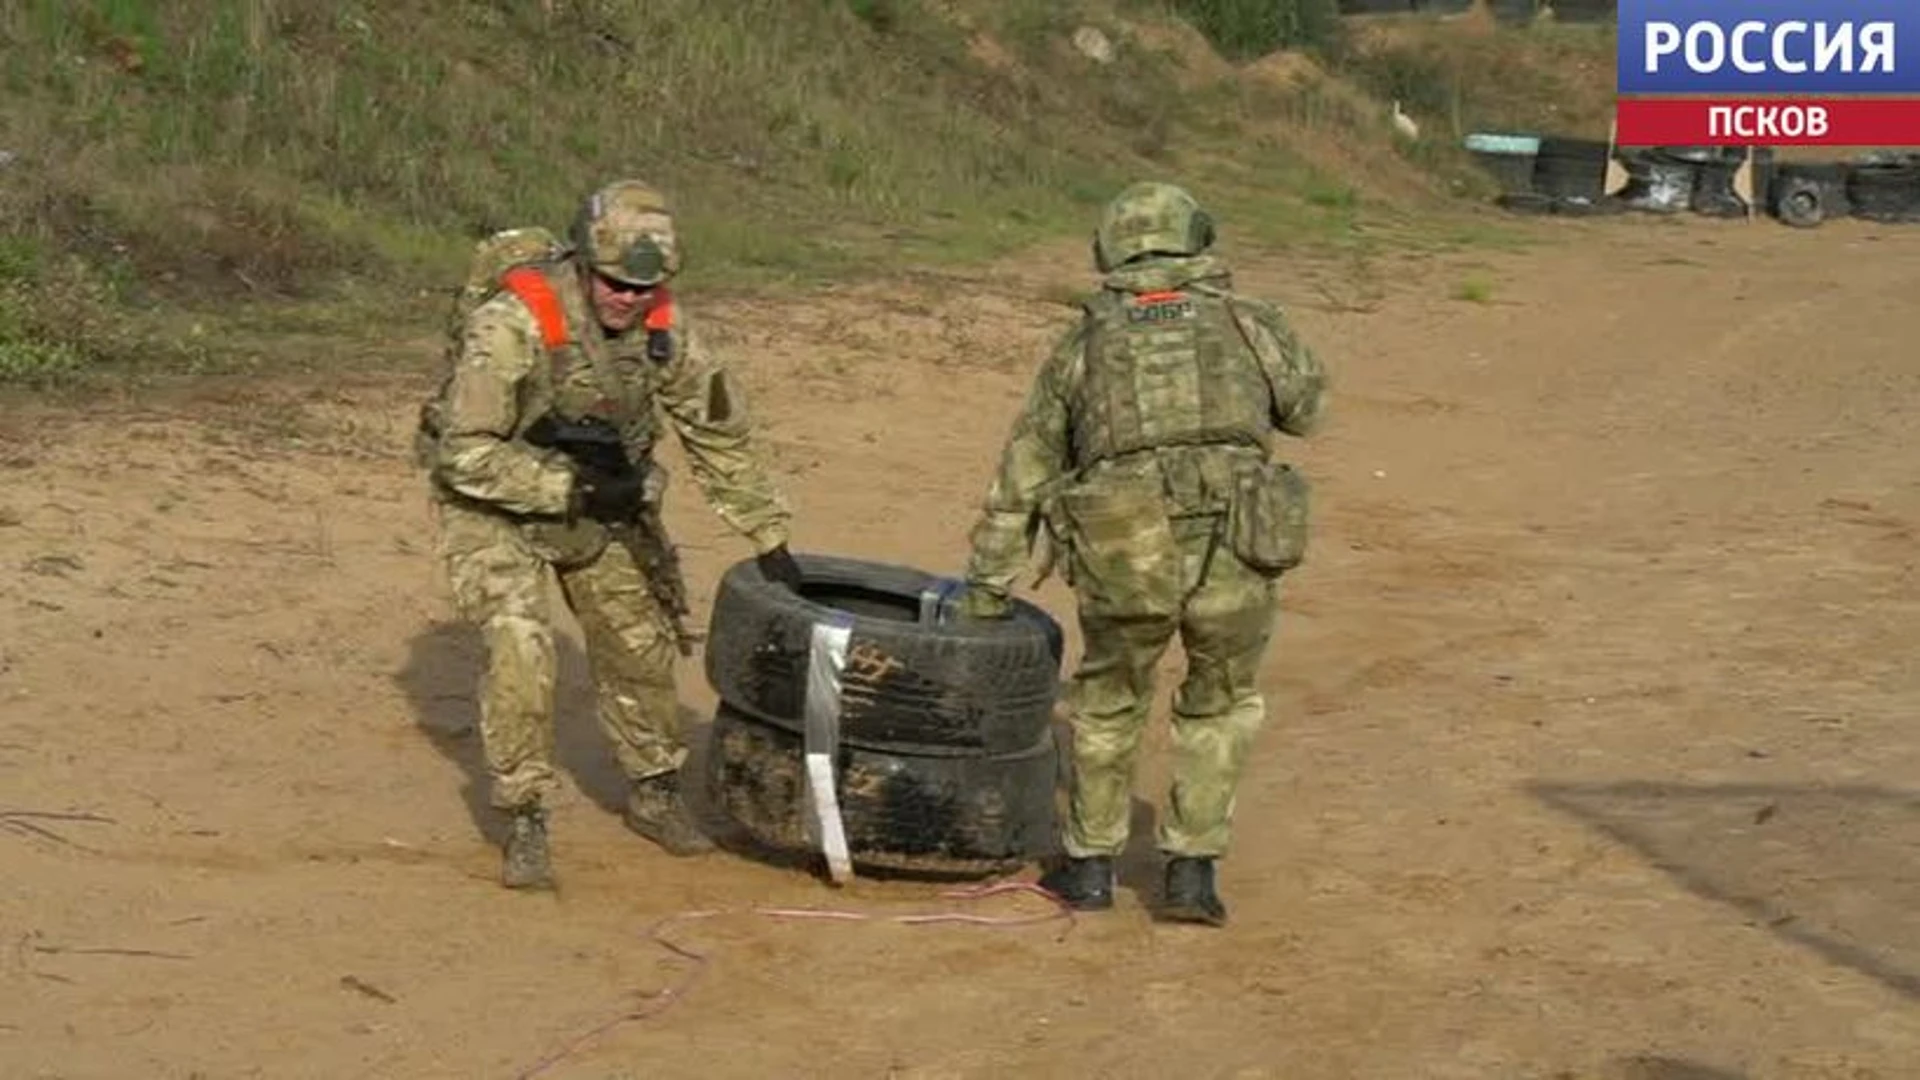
[1616,0,1920,146]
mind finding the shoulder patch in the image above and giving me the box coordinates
[1127,289,1197,324]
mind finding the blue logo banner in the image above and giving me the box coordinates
[1618,0,1920,94]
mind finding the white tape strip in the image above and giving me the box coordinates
[803,616,855,885]
[917,577,964,625]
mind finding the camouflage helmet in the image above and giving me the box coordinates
[1092,181,1217,272]
[570,178,682,286]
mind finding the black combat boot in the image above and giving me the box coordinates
[501,806,553,890]
[1161,856,1227,926]
[623,772,715,856]
[1038,855,1116,911]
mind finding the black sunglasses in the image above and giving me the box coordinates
[593,271,651,296]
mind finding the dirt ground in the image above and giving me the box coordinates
[2,208,1916,1080]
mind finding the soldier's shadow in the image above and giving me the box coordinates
[1117,797,1165,906]
[395,619,711,845]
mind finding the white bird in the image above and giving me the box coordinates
[1391,100,1420,140]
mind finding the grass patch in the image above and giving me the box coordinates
[1452,276,1496,303]
[1170,0,1343,60]
[0,0,1612,391]
[1324,14,1619,141]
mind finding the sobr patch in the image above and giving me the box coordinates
[1128,290,1196,324]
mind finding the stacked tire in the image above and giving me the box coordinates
[1495,136,1618,217]
[1685,147,1751,217]
[1609,146,1751,217]
[1613,148,1701,215]
[1531,136,1613,209]
[1771,163,1852,228]
[1847,158,1920,223]
[701,553,1065,878]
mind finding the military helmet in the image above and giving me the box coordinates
[570,178,682,286]
[1092,181,1216,272]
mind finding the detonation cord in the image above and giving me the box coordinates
[514,879,1075,1079]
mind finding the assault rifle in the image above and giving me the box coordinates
[523,412,699,657]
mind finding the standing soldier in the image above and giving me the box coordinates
[956,182,1328,926]
[419,179,803,889]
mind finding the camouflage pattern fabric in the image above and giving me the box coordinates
[1093,181,1216,272]
[573,179,682,286]
[964,251,1326,600]
[1070,265,1271,466]
[430,258,791,557]
[962,229,1328,861]
[434,499,685,808]
[423,246,789,810]
[1064,514,1278,857]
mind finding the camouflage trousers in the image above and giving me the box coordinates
[1060,515,1280,860]
[433,499,686,811]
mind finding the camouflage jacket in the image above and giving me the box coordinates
[428,259,791,555]
[963,253,1327,595]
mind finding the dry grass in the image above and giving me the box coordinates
[0,0,1611,389]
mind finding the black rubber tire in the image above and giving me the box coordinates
[1771,164,1850,227]
[1532,137,1612,202]
[1495,191,1558,215]
[705,704,1059,878]
[1647,145,1730,166]
[1466,150,1539,197]
[1847,163,1920,223]
[703,552,1064,757]
[1532,154,1608,201]
[1773,176,1828,228]
[1690,161,1749,218]
[1613,157,1696,215]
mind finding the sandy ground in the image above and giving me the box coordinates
[1,209,1916,1080]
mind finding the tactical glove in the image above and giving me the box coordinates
[956,583,1014,620]
[756,544,804,590]
[568,469,648,523]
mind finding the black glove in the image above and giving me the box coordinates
[569,469,647,523]
[756,544,803,590]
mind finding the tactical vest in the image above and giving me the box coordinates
[1070,284,1270,467]
[417,237,680,465]
[420,256,680,566]
[497,260,678,458]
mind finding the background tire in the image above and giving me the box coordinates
[1771,164,1850,228]
[1495,191,1558,215]
[1613,154,1696,214]
[703,552,1064,757]
[1689,159,1748,218]
[1847,161,1920,223]
[704,703,1059,877]
[1531,137,1611,202]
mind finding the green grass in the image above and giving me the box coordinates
[0,0,1610,390]
[1326,15,1620,142]
[1168,0,1342,60]
[1452,276,1496,303]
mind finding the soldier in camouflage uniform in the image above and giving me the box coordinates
[957,182,1328,925]
[420,178,803,889]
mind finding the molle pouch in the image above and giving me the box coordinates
[1051,468,1182,619]
[1227,461,1311,578]
[523,516,611,570]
